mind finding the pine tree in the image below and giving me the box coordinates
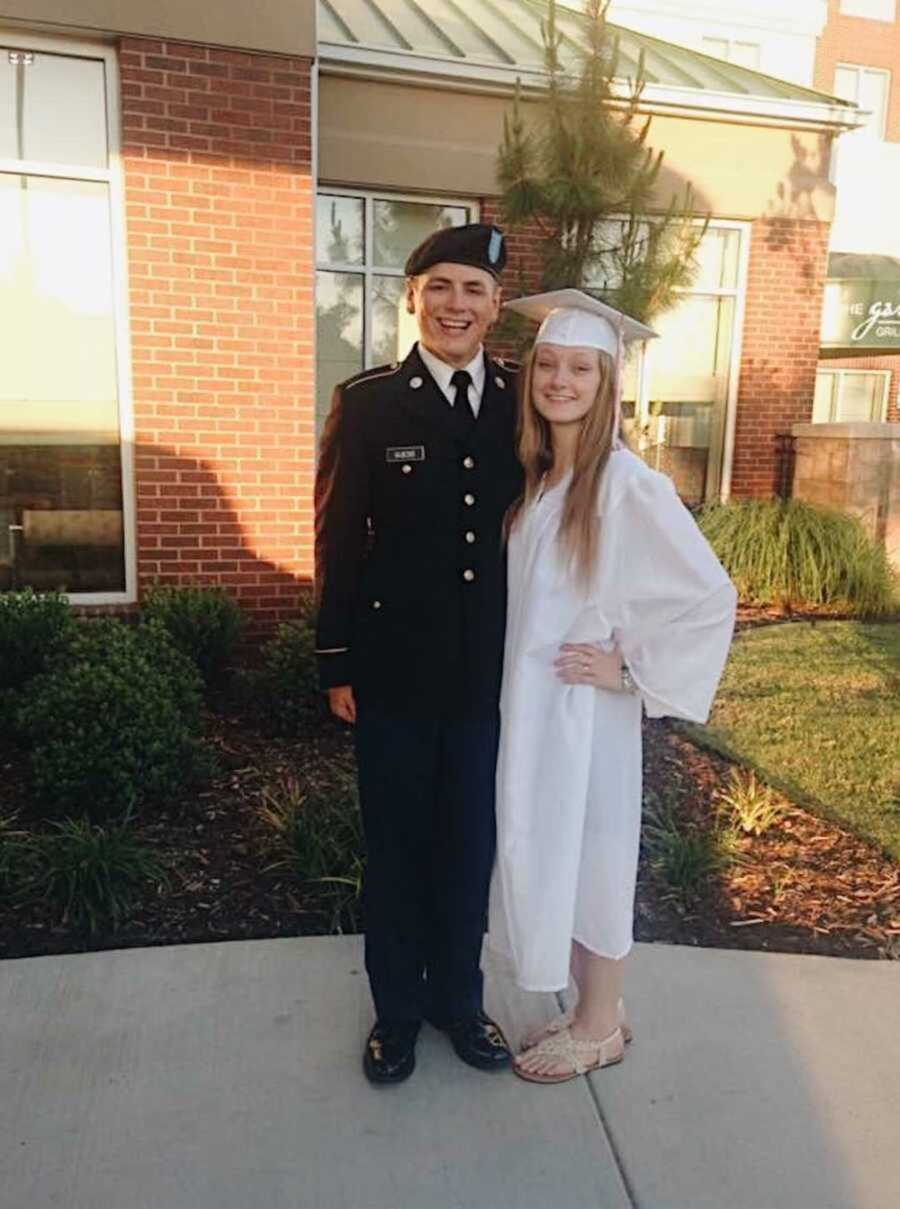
[498,0,706,323]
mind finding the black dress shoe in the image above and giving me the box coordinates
[442,1011,512,1071]
[363,1021,420,1085]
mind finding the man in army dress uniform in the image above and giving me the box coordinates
[315,224,522,1084]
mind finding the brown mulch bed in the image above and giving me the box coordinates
[2,640,898,963]
[635,720,900,961]
[0,707,359,961]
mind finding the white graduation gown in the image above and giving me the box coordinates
[485,449,737,992]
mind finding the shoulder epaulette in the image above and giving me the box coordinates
[343,362,401,392]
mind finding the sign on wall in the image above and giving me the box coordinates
[821,278,900,350]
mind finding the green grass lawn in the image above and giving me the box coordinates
[685,622,900,862]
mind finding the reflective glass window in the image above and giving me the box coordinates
[315,271,364,432]
[315,193,474,438]
[813,370,889,422]
[316,194,364,266]
[0,172,124,591]
[0,48,107,168]
[373,201,468,269]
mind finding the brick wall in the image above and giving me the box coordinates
[730,218,831,498]
[119,38,314,629]
[480,201,545,362]
[815,0,900,142]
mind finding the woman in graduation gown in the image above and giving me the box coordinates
[485,290,737,1084]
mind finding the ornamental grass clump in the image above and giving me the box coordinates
[142,583,243,684]
[642,794,739,905]
[16,619,203,821]
[258,769,364,931]
[717,768,785,838]
[697,499,897,616]
[22,817,166,933]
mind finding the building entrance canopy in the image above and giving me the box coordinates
[821,253,900,353]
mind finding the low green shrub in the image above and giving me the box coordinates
[16,619,203,820]
[697,499,897,616]
[142,583,243,683]
[258,768,364,931]
[256,605,321,735]
[0,588,74,693]
[22,816,166,933]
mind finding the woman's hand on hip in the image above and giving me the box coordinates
[555,643,624,691]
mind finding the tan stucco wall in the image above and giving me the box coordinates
[0,0,316,56]
[318,75,836,223]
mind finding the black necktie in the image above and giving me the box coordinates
[450,369,475,422]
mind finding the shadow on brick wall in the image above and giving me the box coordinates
[1,438,312,635]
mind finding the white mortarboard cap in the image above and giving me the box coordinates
[504,288,657,355]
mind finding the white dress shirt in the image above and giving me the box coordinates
[417,343,485,418]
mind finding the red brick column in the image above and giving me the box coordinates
[119,39,314,628]
[730,217,831,498]
[481,201,546,361]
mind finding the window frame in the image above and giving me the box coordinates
[0,27,137,605]
[834,62,891,139]
[588,218,751,503]
[315,187,479,375]
[814,367,891,423]
[838,0,897,21]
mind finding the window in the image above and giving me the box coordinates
[839,0,896,20]
[0,36,131,599]
[586,223,746,504]
[834,64,891,139]
[701,38,761,71]
[315,192,476,433]
[813,370,890,422]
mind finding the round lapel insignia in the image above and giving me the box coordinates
[495,377,506,389]
[410,376,423,390]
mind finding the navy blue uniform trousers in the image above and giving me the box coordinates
[354,704,500,1026]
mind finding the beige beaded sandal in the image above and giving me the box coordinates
[513,1024,626,1084]
[520,998,633,1052]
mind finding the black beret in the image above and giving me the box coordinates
[404,222,507,279]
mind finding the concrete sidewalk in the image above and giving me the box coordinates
[2,937,898,1209]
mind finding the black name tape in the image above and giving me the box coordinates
[385,445,425,463]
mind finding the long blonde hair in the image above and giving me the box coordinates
[506,345,619,587]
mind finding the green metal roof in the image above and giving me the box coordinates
[319,0,859,127]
